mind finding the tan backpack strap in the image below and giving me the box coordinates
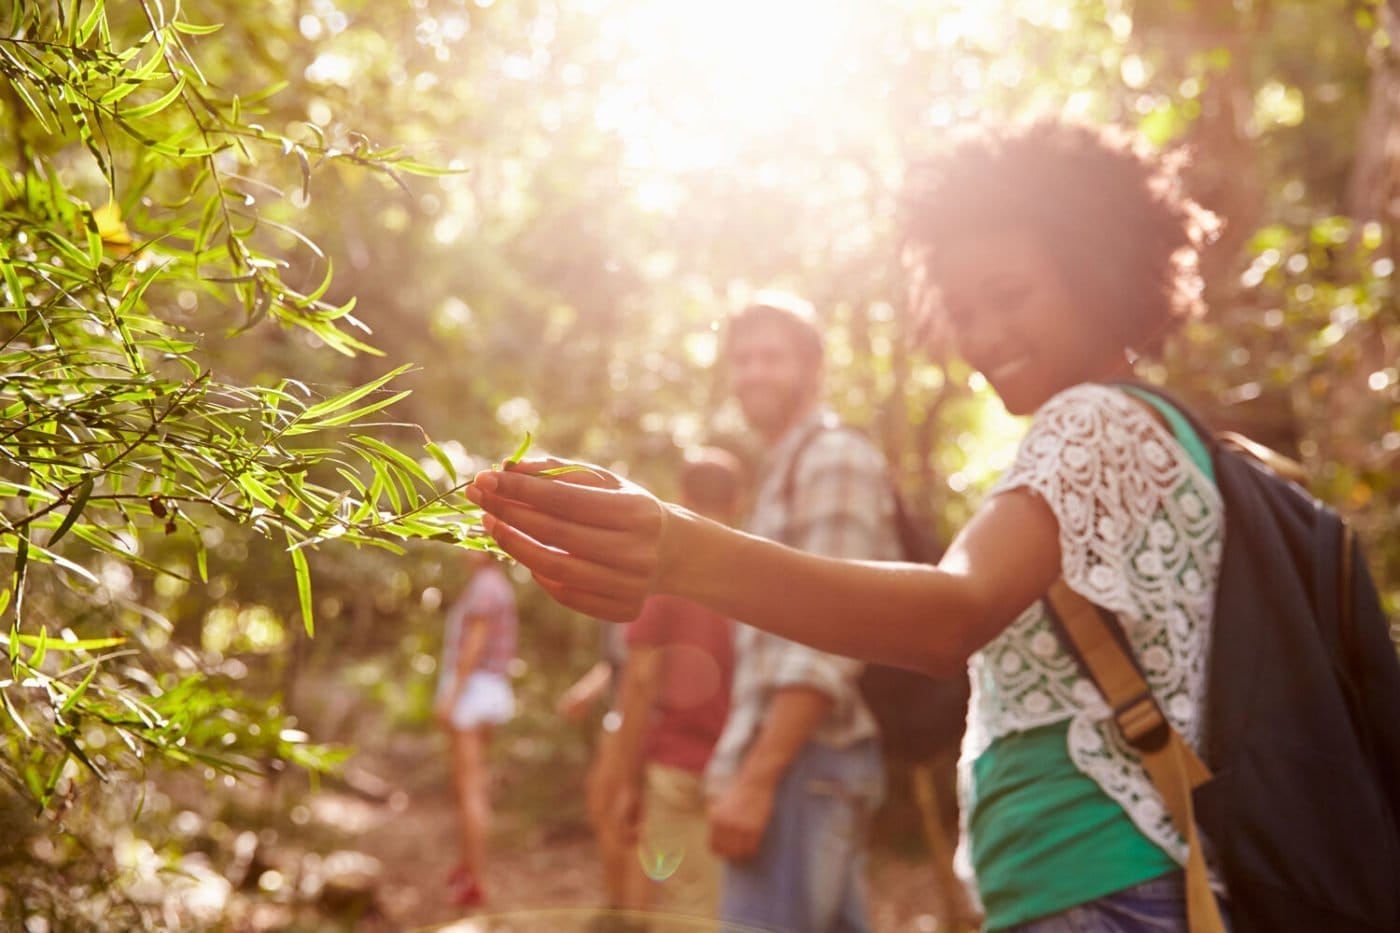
[1046,580,1224,933]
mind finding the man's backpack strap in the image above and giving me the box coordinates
[777,418,942,563]
[1045,581,1224,933]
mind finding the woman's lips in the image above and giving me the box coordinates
[986,356,1030,383]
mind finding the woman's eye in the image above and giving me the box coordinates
[941,298,974,325]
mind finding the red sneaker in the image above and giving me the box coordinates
[450,875,486,910]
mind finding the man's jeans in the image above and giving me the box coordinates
[719,738,884,933]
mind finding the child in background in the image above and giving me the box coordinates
[590,448,745,927]
[435,549,518,909]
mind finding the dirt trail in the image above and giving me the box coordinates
[326,726,950,932]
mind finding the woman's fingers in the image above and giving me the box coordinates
[534,575,645,623]
[467,458,666,619]
[502,458,622,490]
[469,469,661,534]
[479,496,659,575]
[482,514,649,621]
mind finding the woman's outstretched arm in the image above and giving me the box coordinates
[466,459,1062,677]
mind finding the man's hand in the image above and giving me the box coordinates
[707,774,777,861]
[606,781,642,848]
[555,682,594,722]
[588,743,642,851]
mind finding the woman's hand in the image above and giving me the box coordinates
[465,458,670,621]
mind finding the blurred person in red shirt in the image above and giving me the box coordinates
[590,448,746,927]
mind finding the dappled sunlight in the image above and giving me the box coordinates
[587,0,1023,177]
[5,0,1397,928]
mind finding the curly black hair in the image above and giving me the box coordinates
[901,118,1219,357]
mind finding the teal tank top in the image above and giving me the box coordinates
[971,385,1214,930]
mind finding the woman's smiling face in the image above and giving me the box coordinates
[927,228,1130,416]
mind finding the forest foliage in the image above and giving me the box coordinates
[1,0,1397,926]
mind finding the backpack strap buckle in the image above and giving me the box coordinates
[1114,693,1169,752]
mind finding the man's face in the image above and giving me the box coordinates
[725,317,819,441]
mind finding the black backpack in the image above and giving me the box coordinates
[779,420,969,763]
[1060,384,1400,933]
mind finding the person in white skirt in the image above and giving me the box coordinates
[435,548,519,909]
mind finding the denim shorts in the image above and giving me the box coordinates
[1005,872,1230,933]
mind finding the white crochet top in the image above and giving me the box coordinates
[958,383,1224,866]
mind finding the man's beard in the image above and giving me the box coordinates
[739,384,808,437]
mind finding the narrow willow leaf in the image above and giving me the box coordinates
[195,541,209,583]
[334,468,367,497]
[390,159,471,178]
[12,634,125,652]
[288,536,313,637]
[0,481,51,501]
[504,432,533,467]
[0,688,32,740]
[115,262,164,317]
[48,477,93,547]
[194,189,223,253]
[296,364,413,422]
[13,531,29,621]
[58,663,99,715]
[375,460,404,514]
[122,74,187,120]
[425,442,457,483]
[235,473,278,509]
[29,626,47,670]
[294,145,312,202]
[352,434,431,485]
[83,209,105,266]
[35,549,100,585]
[3,71,57,133]
[39,229,95,274]
[98,73,146,106]
[24,762,44,801]
[41,754,70,806]
[76,0,106,45]
[539,464,606,479]
[0,240,27,308]
[255,216,326,263]
[170,19,221,35]
[352,472,384,522]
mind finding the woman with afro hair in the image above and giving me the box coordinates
[467,118,1231,932]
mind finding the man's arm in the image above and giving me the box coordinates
[708,685,831,860]
[592,644,661,846]
[708,438,893,859]
[556,659,614,721]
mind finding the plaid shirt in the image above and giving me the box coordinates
[706,408,902,791]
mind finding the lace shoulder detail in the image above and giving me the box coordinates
[960,382,1225,866]
[991,383,1220,621]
